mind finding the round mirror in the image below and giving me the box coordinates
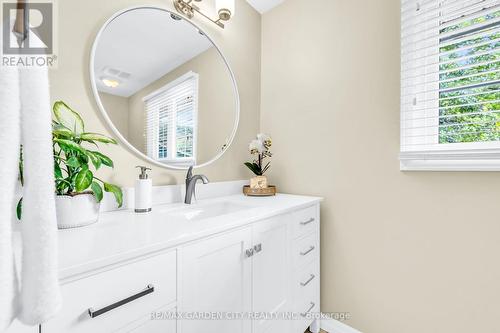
[90,6,239,169]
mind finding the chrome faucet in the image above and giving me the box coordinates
[185,166,209,204]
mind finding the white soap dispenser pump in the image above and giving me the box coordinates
[135,166,152,213]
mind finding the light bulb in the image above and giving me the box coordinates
[101,78,120,88]
[216,0,235,21]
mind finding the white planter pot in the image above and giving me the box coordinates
[55,193,100,229]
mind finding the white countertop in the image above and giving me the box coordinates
[58,193,321,282]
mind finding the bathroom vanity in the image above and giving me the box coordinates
[15,192,321,333]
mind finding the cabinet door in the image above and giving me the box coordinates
[177,228,252,333]
[252,217,290,333]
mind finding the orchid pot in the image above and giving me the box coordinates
[250,175,268,189]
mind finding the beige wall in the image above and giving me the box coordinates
[99,92,129,138]
[50,0,261,187]
[261,1,500,333]
[127,47,235,163]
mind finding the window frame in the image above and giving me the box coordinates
[400,1,500,171]
[143,71,199,167]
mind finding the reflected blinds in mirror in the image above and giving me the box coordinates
[401,0,500,159]
[144,72,198,165]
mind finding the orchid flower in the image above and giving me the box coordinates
[249,139,265,155]
[257,133,272,148]
[245,134,273,176]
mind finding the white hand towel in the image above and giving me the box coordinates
[0,60,21,332]
[17,67,61,325]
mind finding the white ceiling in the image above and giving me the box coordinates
[94,8,213,97]
[246,0,286,14]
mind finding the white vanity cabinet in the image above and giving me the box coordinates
[177,204,320,333]
[178,215,293,333]
[14,195,321,333]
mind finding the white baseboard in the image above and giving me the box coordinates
[321,317,363,333]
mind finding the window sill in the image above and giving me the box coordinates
[400,159,500,172]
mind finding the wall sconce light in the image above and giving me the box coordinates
[173,0,235,29]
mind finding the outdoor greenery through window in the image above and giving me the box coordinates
[438,6,500,144]
[145,72,198,165]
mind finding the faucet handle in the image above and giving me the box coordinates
[186,166,194,180]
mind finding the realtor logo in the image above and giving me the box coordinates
[1,1,57,67]
[2,1,53,54]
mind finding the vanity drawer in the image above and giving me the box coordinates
[294,260,320,300]
[293,259,320,332]
[293,232,319,269]
[44,250,176,333]
[293,259,320,333]
[293,295,320,333]
[291,205,318,239]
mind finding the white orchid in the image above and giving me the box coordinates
[257,133,272,148]
[249,139,265,155]
[245,134,273,176]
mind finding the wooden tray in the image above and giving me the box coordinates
[243,185,277,197]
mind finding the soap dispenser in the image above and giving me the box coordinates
[135,166,152,213]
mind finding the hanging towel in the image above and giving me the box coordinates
[0,7,61,330]
[0,55,21,332]
[17,67,62,325]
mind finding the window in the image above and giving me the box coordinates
[144,72,198,166]
[401,0,500,170]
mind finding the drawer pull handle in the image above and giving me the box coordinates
[300,274,316,287]
[300,218,315,226]
[254,243,263,253]
[88,284,154,318]
[300,302,315,317]
[300,246,315,256]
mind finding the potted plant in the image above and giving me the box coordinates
[18,101,123,229]
[244,133,272,189]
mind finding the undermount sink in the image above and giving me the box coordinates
[165,201,254,221]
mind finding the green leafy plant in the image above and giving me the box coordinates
[17,101,123,219]
[244,133,272,176]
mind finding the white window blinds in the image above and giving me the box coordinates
[144,72,198,165]
[401,0,500,169]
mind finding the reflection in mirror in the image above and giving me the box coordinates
[92,7,238,169]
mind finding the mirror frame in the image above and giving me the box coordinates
[89,6,240,170]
